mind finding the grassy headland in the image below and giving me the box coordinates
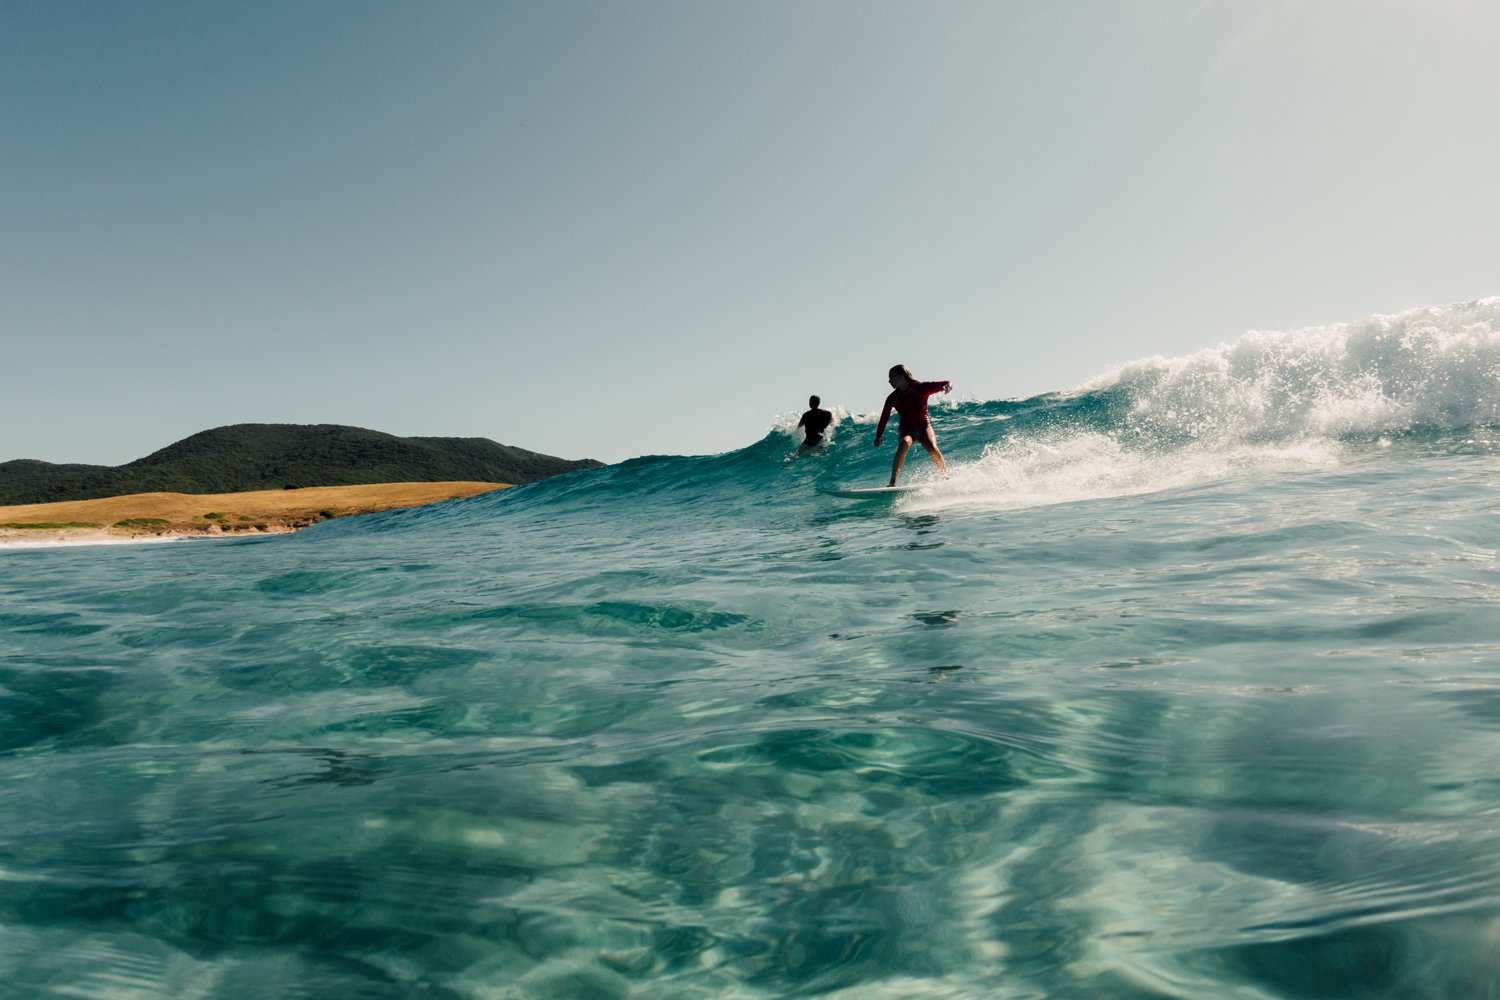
[0,423,599,506]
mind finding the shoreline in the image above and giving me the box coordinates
[0,482,508,548]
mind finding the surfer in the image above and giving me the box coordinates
[874,365,951,485]
[797,395,834,449]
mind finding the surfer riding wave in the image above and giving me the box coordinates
[874,365,951,485]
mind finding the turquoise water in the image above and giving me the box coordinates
[4,301,1500,998]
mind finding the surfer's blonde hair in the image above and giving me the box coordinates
[889,364,914,381]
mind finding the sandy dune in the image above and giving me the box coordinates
[0,482,508,545]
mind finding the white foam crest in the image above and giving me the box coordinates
[1089,299,1500,444]
[898,430,1341,515]
[769,404,852,444]
[899,300,1500,515]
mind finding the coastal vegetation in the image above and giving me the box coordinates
[0,424,600,505]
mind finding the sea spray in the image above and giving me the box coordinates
[1097,297,1500,444]
[900,298,1500,514]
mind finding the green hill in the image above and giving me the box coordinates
[0,424,602,505]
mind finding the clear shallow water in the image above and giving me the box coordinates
[4,301,1500,998]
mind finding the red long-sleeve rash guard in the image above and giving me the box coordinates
[877,381,951,438]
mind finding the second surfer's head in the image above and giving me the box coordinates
[809,395,821,408]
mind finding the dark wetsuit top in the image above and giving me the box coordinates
[798,407,834,446]
[877,381,950,439]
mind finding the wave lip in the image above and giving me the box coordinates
[1090,298,1500,447]
[894,299,1500,516]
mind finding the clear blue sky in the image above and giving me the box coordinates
[3,1,1497,466]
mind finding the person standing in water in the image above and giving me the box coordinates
[797,395,834,449]
[874,365,952,485]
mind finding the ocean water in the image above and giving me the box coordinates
[4,300,1500,999]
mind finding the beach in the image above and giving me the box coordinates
[0,481,507,545]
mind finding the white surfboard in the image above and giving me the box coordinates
[819,484,925,499]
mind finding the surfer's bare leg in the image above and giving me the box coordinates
[889,435,913,486]
[916,426,947,476]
